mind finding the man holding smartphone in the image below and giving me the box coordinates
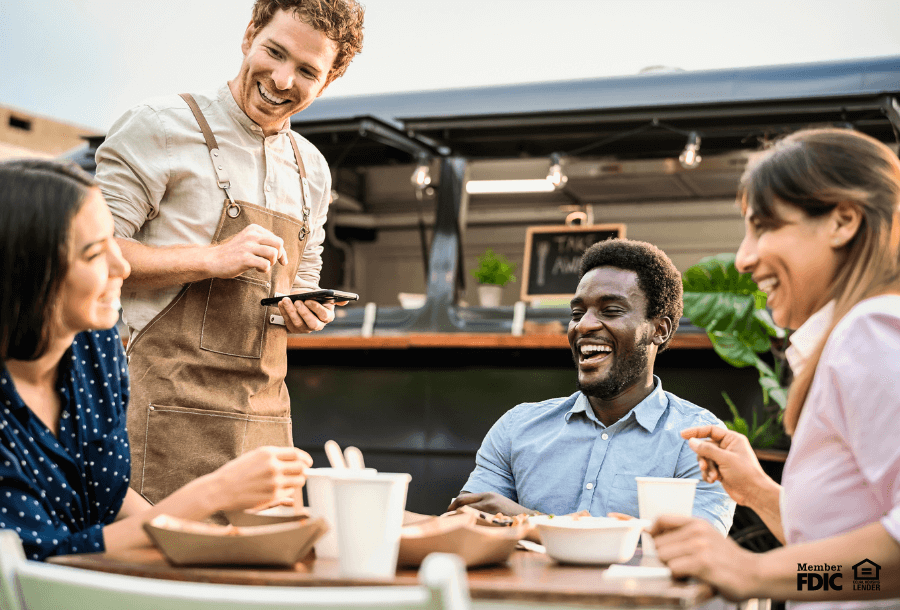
[94,0,364,505]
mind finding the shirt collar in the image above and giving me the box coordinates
[219,84,289,139]
[785,300,835,378]
[565,376,668,432]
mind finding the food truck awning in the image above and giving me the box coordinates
[291,55,900,164]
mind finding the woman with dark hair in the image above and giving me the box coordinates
[0,159,312,561]
[650,128,900,606]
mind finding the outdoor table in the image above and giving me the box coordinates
[49,547,722,609]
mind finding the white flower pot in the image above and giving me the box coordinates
[478,284,503,307]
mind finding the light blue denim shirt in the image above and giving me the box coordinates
[461,377,736,534]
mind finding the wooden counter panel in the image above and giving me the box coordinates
[287,333,712,350]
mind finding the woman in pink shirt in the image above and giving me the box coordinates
[651,128,900,606]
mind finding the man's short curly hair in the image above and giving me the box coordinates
[579,238,683,351]
[251,0,365,86]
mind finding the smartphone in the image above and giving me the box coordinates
[260,289,359,306]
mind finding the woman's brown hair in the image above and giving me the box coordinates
[0,159,96,364]
[739,128,900,434]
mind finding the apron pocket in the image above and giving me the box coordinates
[140,404,292,504]
[200,276,269,358]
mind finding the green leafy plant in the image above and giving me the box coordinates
[471,249,517,286]
[721,392,782,449]
[682,253,788,448]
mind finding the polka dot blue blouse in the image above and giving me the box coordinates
[0,328,130,560]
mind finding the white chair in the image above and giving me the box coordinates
[0,531,470,610]
[0,530,25,610]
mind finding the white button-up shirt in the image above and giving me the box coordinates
[95,85,331,332]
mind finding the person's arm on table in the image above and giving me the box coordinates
[682,424,784,543]
[102,445,312,553]
[114,488,152,521]
[449,491,537,516]
[651,516,900,601]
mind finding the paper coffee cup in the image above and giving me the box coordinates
[304,467,377,559]
[332,472,411,578]
[635,477,698,556]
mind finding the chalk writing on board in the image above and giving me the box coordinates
[521,224,626,301]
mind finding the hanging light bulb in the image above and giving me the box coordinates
[679,132,702,169]
[546,153,568,189]
[411,158,432,188]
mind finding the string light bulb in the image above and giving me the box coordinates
[411,158,432,188]
[679,132,702,169]
[546,153,568,189]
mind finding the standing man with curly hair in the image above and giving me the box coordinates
[94,0,364,504]
[450,239,735,534]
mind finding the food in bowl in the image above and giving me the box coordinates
[530,515,651,565]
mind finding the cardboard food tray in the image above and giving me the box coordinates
[399,512,526,568]
[144,514,328,567]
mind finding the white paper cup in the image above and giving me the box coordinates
[331,472,411,578]
[304,467,377,559]
[635,476,698,556]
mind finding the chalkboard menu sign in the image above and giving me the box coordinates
[521,224,626,301]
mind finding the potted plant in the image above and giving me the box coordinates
[681,253,789,452]
[471,249,516,307]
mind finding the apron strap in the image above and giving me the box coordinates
[178,93,235,202]
[179,93,312,214]
[286,131,312,218]
[285,131,308,179]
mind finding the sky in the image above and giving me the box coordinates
[2,0,900,132]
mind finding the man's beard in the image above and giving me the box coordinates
[575,341,650,401]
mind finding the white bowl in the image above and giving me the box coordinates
[531,516,651,565]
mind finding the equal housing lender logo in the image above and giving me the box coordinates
[796,559,881,592]
[852,559,881,592]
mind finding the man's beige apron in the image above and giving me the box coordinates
[126,94,312,504]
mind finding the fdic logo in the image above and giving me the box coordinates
[797,560,882,592]
[797,563,842,591]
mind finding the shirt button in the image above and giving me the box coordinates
[586,483,594,490]
[601,433,609,440]
[265,184,272,192]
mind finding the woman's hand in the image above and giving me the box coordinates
[204,446,313,513]
[650,515,761,601]
[681,425,771,507]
